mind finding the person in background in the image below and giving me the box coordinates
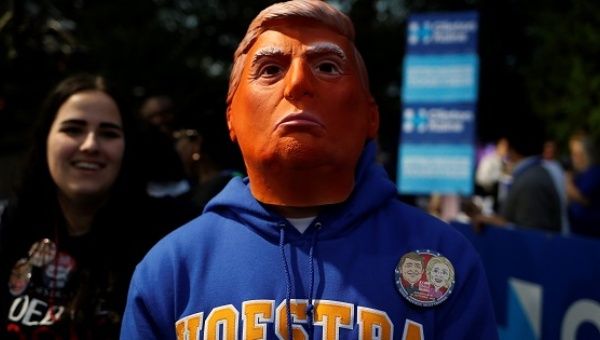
[476,137,509,198]
[467,137,510,217]
[138,124,191,199]
[565,131,600,238]
[136,95,190,199]
[173,126,243,211]
[172,128,201,180]
[541,137,570,235]
[137,94,176,137]
[120,1,497,339]
[542,139,558,161]
[0,74,194,339]
[471,115,565,233]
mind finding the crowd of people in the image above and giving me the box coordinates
[134,93,243,211]
[465,116,600,238]
[120,0,497,339]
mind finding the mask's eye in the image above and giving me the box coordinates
[316,61,340,74]
[260,64,283,77]
[314,59,343,77]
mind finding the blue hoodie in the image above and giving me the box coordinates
[121,141,498,339]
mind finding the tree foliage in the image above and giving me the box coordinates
[521,0,600,146]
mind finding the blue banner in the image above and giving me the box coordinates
[453,223,600,340]
[407,11,479,54]
[398,11,479,195]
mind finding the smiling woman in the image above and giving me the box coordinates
[47,90,125,225]
[0,74,197,339]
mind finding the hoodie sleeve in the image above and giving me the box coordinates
[121,268,175,340]
[120,262,177,340]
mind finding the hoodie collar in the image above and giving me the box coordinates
[204,140,397,243]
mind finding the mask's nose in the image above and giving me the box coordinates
[283,58,315,105]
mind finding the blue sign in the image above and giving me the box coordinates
[402,54,479,103]
[407,11,479,54]
[453,223,600,340]
[398,11,479,196]
[401,103,475,144]
[398,143,474,194]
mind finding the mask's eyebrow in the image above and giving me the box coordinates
[305,42,347,60]
[251,46,286,67]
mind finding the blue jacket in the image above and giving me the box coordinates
[121,141,498,339]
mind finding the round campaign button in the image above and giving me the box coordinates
[395,250,455,307]
[8,258,32,296]
[8,238,57,296]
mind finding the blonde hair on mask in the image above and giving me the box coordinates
[226,0,372,108]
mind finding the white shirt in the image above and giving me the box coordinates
[286,216,316,234]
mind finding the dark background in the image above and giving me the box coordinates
[1,0,599,197]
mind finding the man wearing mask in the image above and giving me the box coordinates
[121,1,498,339]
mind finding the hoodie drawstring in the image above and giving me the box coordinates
[279,221,322,340]
[279,225,294,339]
[306,222,321,337]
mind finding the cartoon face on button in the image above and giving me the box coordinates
[426,256,455,290]
[9,258,31,296]
[400,252,424,285]
[227,19,379,177]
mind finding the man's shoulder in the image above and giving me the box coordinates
[380,200,485,278]
[522,165,563,199]
[508,164,556,198]
[518,163,554,183]
[386,198,450,228]
[138,213,223,264]
[383,198,470,243]
[155,211,226,245]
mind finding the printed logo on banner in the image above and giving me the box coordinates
[408,21,433,46]
[402,104,475,144]
[406,11,479,54]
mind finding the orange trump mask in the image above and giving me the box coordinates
[227,1,379,209]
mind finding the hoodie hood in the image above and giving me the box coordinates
[204,140,398,243]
